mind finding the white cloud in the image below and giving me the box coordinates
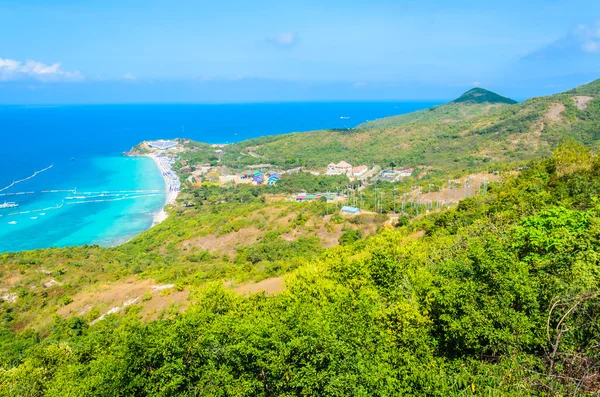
[353,82,367,88]
[123,73,136,80]
[270,31,299,48]
[582,40,600,53]
[524,20,600,59]
[0,58,83,82]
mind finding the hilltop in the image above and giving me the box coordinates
[206,79,600,177]
[358,87,517,129]
[451,87,517,105]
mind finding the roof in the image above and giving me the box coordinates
[337,161,352,167]
[341,206,360,213]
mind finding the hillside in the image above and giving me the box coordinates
[2,143,600,395]
[1,80,600,395]
[215,79,600,177]
[358,87,517,129]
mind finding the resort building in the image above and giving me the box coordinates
[326,161,353,176]
[352,165,368,177]
[148,140,177,150]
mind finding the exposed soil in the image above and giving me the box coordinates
[232,277,285,296]
[181,227,262,256]
[573,96,594,110]
[57,278,179,319]
[545,103,565,121]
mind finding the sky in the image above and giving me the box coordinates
[1,0,600,103]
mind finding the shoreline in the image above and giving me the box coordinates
[146,153,180,227]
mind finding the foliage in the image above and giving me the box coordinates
[2,128,600,394]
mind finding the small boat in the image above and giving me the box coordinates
[340,116,350,120]
[0,201,18,209]
[30,217,38,220]
[8,221,17,225]
[40,213,46,216]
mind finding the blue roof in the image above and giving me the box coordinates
[341,206,360,213]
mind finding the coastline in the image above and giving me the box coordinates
[146,153,179,227]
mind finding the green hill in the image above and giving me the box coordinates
[2,143,600,395]
[356,87,516,129]
[1,79,600,395]
[215,79,600,177]
[451,87,517,105]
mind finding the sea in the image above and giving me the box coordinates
[0,101,440,253]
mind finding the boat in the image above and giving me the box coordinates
[8,221,17,225]
[0,202,18,209]
[30,217,38,220]
[340,116,350,120]
[40,213,46,216]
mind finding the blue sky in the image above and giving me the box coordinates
[1,0,599,103]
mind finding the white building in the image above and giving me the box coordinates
[352,165,368,177]
[398,168,414,177]
[326,161,353,176]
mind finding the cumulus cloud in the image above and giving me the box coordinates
[269,31,299,48]
[123,73,136,80]
[524,21,600,60]
[0,58,83,82]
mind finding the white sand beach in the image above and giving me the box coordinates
[147,153,180,226]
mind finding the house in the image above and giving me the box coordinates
[398,168,414,177]
[326,161,353,176]
[341,206,360,215]
[352,165,368,177]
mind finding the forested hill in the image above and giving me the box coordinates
[217,79,600,176]
[451,87,517,105]
[357,87,517,129]
[2,142,600,395]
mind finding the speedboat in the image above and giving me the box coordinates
[8,221,17,225]
[0,201,18,209]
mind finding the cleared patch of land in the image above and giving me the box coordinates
[232,277,285,296]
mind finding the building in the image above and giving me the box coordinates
[147,140,177,150]
[341,206,360,215]
[352,165,368,177]
[326,161,353,176]
[398,168,414,177]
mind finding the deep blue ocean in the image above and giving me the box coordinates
[0,101,440,252]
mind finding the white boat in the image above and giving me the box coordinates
[31,217,38,220]
[0,201,18,209]
[40,213,46,216]
[8,221,17,225]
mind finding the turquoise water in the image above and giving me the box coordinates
[0,102,440,253]
[0,156,165,252]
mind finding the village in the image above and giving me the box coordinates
[140,139,496,218]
